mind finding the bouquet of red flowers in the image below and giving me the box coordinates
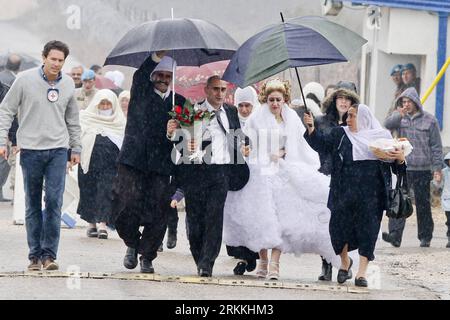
[169,101,212,127]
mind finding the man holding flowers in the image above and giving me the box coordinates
[167,75,249,277]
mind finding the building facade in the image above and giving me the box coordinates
[347,0,450,145]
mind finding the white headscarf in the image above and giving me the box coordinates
[235,86,259,107]
[118,90,130,102]
[150,56,177,79]
[79,89,126,173]
[104,70,125,88]
[291,97,322,117]
[343,104,392,161]
[234,86,260,125]
[303,81,325,102]
[150,56,176,99]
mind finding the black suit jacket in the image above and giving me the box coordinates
[221,103,250,191]
[175,102,250,191]
[118,56,186,175]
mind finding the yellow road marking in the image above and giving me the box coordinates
[0,271,369,293]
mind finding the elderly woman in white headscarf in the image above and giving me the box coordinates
[234,86,260,128]
[77,89,126,239]
[224,87,261,275]
[304,104,406,287]
[118,90,130,117]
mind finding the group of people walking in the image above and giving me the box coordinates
[0,40,446,289]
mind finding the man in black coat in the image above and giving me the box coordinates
[167,76,250,277]
[111,52,186,273]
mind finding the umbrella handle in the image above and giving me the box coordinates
[304,110,313,127]
[280,11,312,128]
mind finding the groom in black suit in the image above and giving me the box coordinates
[167,76,250,277]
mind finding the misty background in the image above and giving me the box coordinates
[0,0,366,97]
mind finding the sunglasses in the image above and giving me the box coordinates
[268,97,283,103]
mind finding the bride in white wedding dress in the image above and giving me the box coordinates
[223,79,341,280]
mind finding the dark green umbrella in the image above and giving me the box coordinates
[222,15,367,88]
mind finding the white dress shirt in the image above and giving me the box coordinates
[204,100,230,164]
[154,88,171,100]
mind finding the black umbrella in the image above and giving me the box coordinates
[104,18,239,68]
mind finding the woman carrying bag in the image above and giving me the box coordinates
[304,104,406,287]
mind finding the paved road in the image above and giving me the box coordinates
[0,196,449,300]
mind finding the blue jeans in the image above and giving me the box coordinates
[20,148,67,260]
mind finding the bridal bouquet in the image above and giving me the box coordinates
[169,102,212,161]
[169,101,212,127]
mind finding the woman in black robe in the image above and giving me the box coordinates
[77,89,126,239]
[304,104,406,287]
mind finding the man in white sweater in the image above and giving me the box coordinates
[0,40,81,271]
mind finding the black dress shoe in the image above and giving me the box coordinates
[233,261,247,275]
[246,259,257,272]
[97,229,108,239]
[123,247,138,269]
[355,277,368,287]
[420,239,431,247]
[140,257,154,273]
[446,238,450,248]
[318,258,332,281]
[167,232,177,249]
[382,232,401,247]
[86,228,98,238]
[337,257,353,284]
[198,268,212,277]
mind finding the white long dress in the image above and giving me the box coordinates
[223,103,341,267]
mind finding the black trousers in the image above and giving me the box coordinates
[166,206,179,233]
[388,171,434,243]
[159,206,179,246]
[226,245,259,262]
[183,165,229,273]
[445,211,450,238]
[112,164,172,261]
